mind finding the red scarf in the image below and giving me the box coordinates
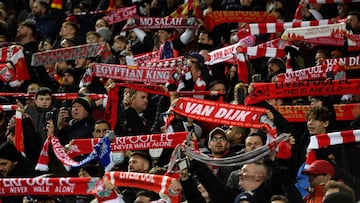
[275,103,360,122]
[205,11,277,31]
[245,79,360,105]
[67,132,187,158]
[105,171,180,202]
[14,110,25,155]
[172,97,269,129]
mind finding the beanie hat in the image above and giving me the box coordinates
[63,68,81,85]
[267,57,286,73]
[96,27,112,43]
[71,96,93,115]
[0,141,22,162]
[189,52,205,65]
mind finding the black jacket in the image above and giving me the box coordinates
[57,116,95,145]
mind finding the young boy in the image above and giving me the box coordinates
[25,87,56,140]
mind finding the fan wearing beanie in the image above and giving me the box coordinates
[0,142,37,203]
[266,57,286,82]
[57,96,96,145]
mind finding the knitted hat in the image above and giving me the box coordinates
[96,27,112,43]
[63,68,81,85]
[189,52,205,66]
[71,96,93,115]
[267,57,286,73]
[0,141,22,162]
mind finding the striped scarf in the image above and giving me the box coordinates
[305,129,360,169]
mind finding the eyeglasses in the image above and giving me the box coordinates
[211,136,227,142]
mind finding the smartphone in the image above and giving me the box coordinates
[237,88,245,104]
[177,158,190,171]
[45,111,55,121]
[252,74,262,82]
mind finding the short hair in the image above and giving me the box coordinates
[62,21,80,35]
[348,11,360,21]
[113,35,127,43]
[86,31,101,38]
[273,8,285,18]
[247,130,267,145]
[208,80,226,91]
[270,194,289,203]
[324,180,356,202]
[316,49,330,59]
[35,87,52,99]
[94,119,111,129]
[35,0,50,11]
[199,30,213,41]
[136,190,160,201]
[149,166,166,175]
[250,161,269,181]
[306,106,331,122]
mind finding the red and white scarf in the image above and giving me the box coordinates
[67,132,188,158]
[103,6,137,25]
[305,0,360,3]
[31,43,110,66]
[172,97,271,130]
[0,104,16,111]
[245,79,360,105]
[105,171,180,202]
[248,19,333,35]
[305,130,360,169]
[281,23,346,41]
[276,63,346,83]
[93,63,175,84]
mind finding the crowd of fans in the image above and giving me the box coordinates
[0,0,360,202]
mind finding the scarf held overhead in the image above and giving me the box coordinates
[67,132,187,158]
[123,17,198,30]
[205,11,277,31]
[275,103,360,122]
[172,97,269,129]
[103,6,137,25]
[276,63,346,82]
[0,177,97,196]
[245,79,360,105]
[93,63,175,84]
[105,171,180,202]
[281,23,348,41]
[31,43,110,66]
[0,177,122,203]
[36,132,115,171]
[0,46,29,82]
[305,129,360,168]
[248,19,333,35]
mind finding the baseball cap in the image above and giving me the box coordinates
[209,127,227,141]
[302,160,335,177]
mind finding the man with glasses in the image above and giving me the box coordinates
[207,127,237,182]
